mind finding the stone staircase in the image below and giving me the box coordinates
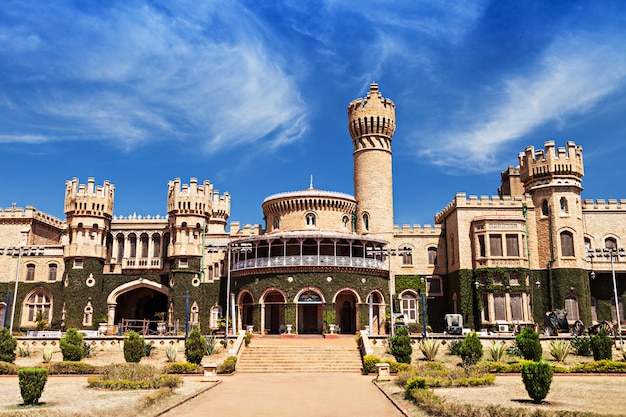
[236,345,363,372]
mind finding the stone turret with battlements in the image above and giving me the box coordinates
[64,178,115,259]
[519,141,585,268]
[348,83,396,238]
[167,178,227,257]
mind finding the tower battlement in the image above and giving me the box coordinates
[519,141,584,189]
[582,199,626,211]
[167,178,214,217]
[211,190,231,222]
[64,177,114,218]
[435,193,532,223]
[393,224,442,235]
[347,83,396,150]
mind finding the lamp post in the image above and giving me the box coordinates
[420,276,428,340]
[589,247,625,347]
[9,246,24,334]
[366,246,412,337]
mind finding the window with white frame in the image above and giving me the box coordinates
[24,290,52,324]
[210,305,222,329]
[400,291,418,323]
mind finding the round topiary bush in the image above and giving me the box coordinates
[390,327,413,364]
[18,367,49,405]
[0,328,17,364]
[515,326,542,361]
[521,361,553,404]
[123,331,146,363]
[459,331,483,366]
[60,328,85,362]
[185,328,207,365]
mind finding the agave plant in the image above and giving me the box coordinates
[420,339,440,361]
[489,341,507,362]
[549,339,571,363]
[42,347,53,363]
[165,344,178,362]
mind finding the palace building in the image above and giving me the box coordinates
[1,84,625,335]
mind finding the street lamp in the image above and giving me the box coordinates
[366,246,412,337]
[9,246,24,334]
[588,247,625,346]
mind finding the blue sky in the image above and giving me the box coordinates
[2,1,626,227]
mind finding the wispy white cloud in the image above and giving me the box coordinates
[419,33,626,171]
[0,2,306,152]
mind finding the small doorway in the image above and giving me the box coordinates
[336,290,357,334]
[263,291,285,334]
[297,289,323,334]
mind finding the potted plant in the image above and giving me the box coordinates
[96,313,108,335]
[155,312,167,335]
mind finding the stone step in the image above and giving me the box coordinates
[237,345,362,373]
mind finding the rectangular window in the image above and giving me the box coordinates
[494,293,506,321]
[482,293,490,322]
[401,296,418,322]
[489,234,503,257]
[73,259,83,269]
[506,235,519,257]
[561,232,575,257]
[179,258,188,268]
[26,265,35,281]
[48,265,57,281]
[510,294,523,321]
[427,276,443,296]
[478,235,486,257]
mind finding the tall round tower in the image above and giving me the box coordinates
[348,83,396,237]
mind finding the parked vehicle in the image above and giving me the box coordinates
[544,309,584,336]
[444,313,463,335]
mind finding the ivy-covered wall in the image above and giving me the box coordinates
[534,268,592,327]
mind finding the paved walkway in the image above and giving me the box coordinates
[161,373,404,417]
[161,335,404,417]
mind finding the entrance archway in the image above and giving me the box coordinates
[239,291,254,329]
[261,289,285,334]
[296,288,324,334]
[335,289,359,334]
[107,279,169,331]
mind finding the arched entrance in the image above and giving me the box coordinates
[239,291,254,330]
[107,279,169,332]
[335,289,359,334]
[261,289,285,334]
[296,288,324,334]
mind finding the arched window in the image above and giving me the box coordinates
[363,213,369,231]
[83,301,93,326]
[210,305,222,329]
[565,294,580,321]
[140,233,149,258]
[342,216,349,229]
[560,231,575,257]
[23,289,52,325]
[129,233,137,258]
[399,291,418,323]
[401,246,413,265]
[273,217,280,230]
[48,264,58,281]
[427,247,438,265]
[605,237,618,250]
[190,302,199,325]
[560,197,568,214]
[25,264,35,281]
[541,200,549,216]
[306,213,316,226]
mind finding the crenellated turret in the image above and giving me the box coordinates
[208,190,231,234]
[348,83,396,238]
[167,178,214,257]
[64,177,115,259]
[519,141,584,192]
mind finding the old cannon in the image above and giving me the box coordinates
[544,309,585,336]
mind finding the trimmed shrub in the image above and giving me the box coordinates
[590,328,613,361]
[124,331,146,363]
[446,339,463,356]
[217,356,237,374]
[405,376,427,391]
[386,360,411,374]
[60,328,85,361]
[0,361,19,375]
[185,328,206,365]
[362,354,381,374]
[521,361,553,404]
[159,373,183,389]
[18,367,49,405]
[571,336,592,357]
[161,361,202,374]
[0,328,17,363]
[570,360,626,373]
[43,361,98,374]
[390,327,413,364]
[459,332,483,366]
[515,327,542,361]
[245,331,252,347]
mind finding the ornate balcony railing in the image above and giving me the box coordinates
[233,255,386,271]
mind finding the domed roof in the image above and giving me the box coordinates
[262,187,355,204]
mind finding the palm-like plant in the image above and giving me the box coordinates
[549,339,571,363]
[420,339,440,361]
[489,341,507,362]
